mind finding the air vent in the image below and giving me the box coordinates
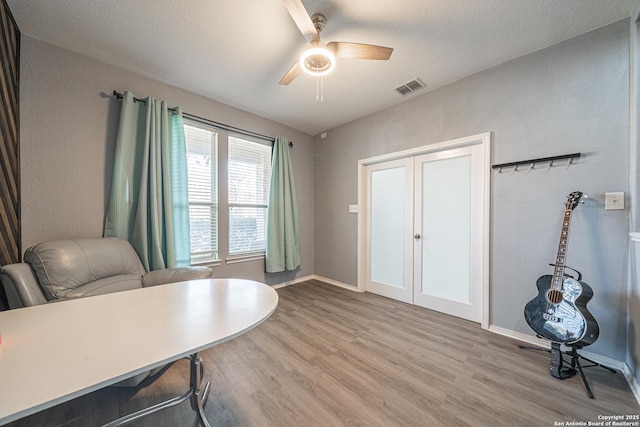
[394,78,426,96]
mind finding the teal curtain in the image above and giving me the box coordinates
[104,91,190,270]
[266,136,300,273]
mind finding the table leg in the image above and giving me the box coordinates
[102,353,211,427]
[189,353,211,427]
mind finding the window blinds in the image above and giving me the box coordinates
[185,123,218,262]
[228,136,272,255]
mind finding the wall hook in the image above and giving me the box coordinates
[491,152,581,171]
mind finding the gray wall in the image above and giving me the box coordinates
[314,20,630,362]
[19,20,633,363]
[629,3,640,394]
[20,36,315,285]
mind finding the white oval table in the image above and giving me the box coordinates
[0,278,279,426]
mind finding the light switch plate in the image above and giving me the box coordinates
[605,192,624,210]
[348,204,359,213]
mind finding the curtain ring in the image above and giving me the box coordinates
[498,167,503,174]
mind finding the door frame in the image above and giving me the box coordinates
[357,132,491,329]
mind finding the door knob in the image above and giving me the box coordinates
[414,234,421,239]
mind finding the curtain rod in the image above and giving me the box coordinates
[112,90,290,146]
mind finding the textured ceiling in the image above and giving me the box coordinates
[7,0,636,135]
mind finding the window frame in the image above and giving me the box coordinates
[183,118,273,266]
[184,119,220,265]
[226,134,273,259]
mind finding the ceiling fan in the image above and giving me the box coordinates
[279,0,394,85]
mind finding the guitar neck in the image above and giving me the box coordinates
[552,208,573,290]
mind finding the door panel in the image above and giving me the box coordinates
[413,146,482,322]
[420,154,471,303]
[365,158,413,303]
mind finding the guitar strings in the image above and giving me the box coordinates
[545,207,572,317]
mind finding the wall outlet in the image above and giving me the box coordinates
[605,192,624,210]
[348,204,358,213]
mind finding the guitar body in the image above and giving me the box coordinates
[524,274,599,346]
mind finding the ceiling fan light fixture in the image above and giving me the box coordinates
[280,3,393,86]
[299,46,335,76]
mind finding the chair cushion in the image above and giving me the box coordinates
[143,266,213,287]
[24,238,146,300]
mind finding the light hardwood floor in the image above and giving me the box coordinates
[9,280,639,426]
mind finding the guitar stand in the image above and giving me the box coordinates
[518,344,617,399]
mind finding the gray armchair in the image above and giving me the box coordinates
[1,237,212,308]
[0,237,213,386]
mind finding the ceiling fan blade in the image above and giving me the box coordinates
[284,0,317,40]
[327,42,393,60]
[279,61,302,85]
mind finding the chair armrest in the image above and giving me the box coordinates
[1,264,48,308]
[142,267,213,287]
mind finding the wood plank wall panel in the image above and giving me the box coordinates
[0,0,20,309]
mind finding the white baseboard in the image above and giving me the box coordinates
[310,275,359,291]
[271,275,315,290]
[272,274,359,292]
[488,325,549,347]
[622,364,640,405]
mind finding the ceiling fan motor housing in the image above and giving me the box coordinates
[311,13,327,35]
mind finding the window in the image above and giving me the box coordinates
[184,122,218,263]
[228,136,272,255]
[184,119,272,264]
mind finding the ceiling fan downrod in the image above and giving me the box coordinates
[311,13,326,37]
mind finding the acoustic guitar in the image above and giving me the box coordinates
[524,191,599,348]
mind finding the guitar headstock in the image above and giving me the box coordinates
[565,191,584,210]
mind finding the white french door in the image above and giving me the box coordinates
[364,158,414,303]
[412,146,483,322]
[361,134,489,324]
